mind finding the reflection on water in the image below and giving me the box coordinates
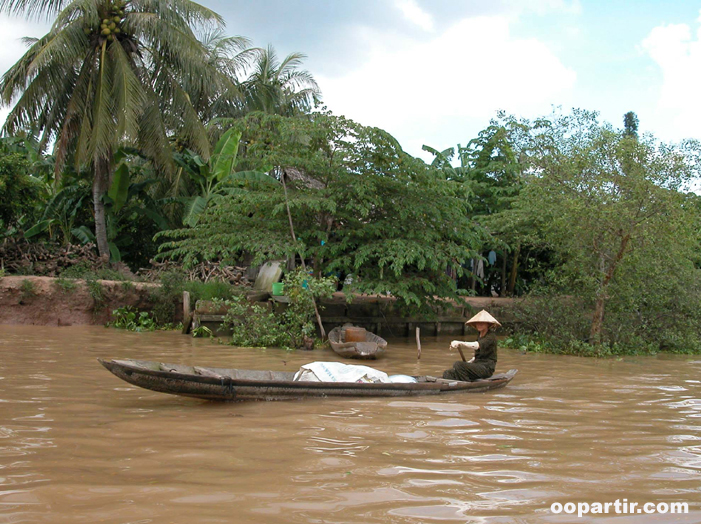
[1,325,701,523]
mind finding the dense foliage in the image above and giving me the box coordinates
[158,113,484,311]
[220,269,335,349]
[494,110,701,354]
[2,1,701,355]
[0,152,39,234]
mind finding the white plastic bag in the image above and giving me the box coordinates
[388,374,417,383]
[294,362,390,383]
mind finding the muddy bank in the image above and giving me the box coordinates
[0,275,517,328]
[0,276,158,326]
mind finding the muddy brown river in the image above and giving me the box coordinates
[1,325,700,523]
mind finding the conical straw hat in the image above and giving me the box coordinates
[465,309,501,327]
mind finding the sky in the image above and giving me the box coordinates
[1,0,701,159]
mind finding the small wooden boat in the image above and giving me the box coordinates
[328,326,388,359]
[98,358,517,402]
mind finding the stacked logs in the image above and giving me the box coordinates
[0,237,101,276]
[138,260,251,286]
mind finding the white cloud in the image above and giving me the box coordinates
[496,0,582,18]
[641,15,701,141]
[394,0,434,32]
[516,0,582,16]
[317,15,576,156]
[0,15,50,128]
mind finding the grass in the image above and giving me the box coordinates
[148,270,244,326]
[501,333,665,358]
[53,276,78,293]
[85,275,106,311]
[19,278,36,301]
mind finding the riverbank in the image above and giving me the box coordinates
[0,275,517,329]
[0,275,157,326]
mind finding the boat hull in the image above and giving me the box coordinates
[98,359,517,402]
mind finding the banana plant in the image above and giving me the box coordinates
[24,176,91,245]
[174,128,279,227]
[71,161,171,262]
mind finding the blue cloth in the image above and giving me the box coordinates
[488,250,497,266]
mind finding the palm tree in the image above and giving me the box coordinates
[0,0,227,259]
[240,45,321,116]
[191,29,259,123]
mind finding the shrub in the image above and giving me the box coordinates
[220,269,336,349]
[221,296,287,347]
[148,270,243,326]
[183,279,239,302]
[85,275,105,311]
[148,270,185,325]
[110,306,156,331]
[19,278,36,300]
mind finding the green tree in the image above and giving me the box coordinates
[0,152,40,235]
[159,113,483,311]
[182,29,258,123]
[623,111,639,139]
[0,0,226,260]
[512,109,701,348]
[424,122,526,296]
[240,45,321,116]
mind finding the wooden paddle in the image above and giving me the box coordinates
[456,345,467,362]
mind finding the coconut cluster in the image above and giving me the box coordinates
[85,1,127,42]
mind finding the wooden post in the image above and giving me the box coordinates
[416,327,421,360]
[281,172,326,339]
[436,322,442,335]
[183,291,191,317]
[181,291,192,334]
[508,245,520,296]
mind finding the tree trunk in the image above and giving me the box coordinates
[589,234,631,345]
[590,294,606,344]
[470,258,476,292]
[500,250,507,297]
[92,158,111,261]
[507,245,520,296]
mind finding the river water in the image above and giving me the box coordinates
[0,325,700,523]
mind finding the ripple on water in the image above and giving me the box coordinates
[1,325,701,523]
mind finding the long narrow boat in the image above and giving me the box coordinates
[328,326,388,359]
[98,358,517,401]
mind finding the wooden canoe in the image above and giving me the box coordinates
[328,326,388,359]
[98,358,517,402]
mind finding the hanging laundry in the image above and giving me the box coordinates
[488,250,497,266]
[475,259,485,279]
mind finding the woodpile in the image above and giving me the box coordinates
[0,237,101,276]
[138,259,251,286]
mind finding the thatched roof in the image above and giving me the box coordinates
[283,167,325,190]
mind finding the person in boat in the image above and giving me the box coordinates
[442,310,500,382]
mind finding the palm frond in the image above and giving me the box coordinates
[0,0,69,18]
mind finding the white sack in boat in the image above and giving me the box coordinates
[388,374,418,383]
[294,362,390,383]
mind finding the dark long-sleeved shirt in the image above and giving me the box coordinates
[474,332,497,366]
